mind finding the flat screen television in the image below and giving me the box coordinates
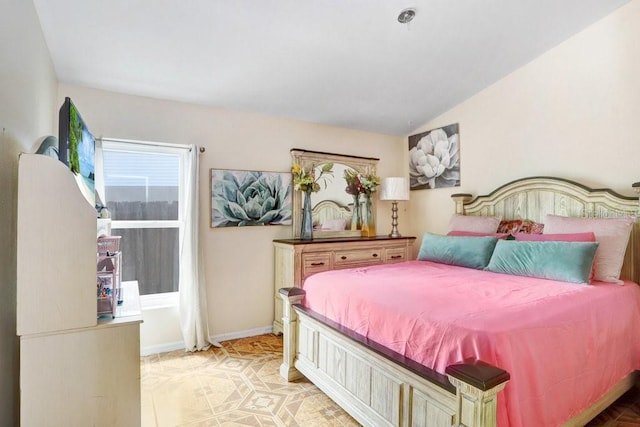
[58,97,96,207]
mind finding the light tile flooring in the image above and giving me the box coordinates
[141,334,640,426]
[140,334,358,426]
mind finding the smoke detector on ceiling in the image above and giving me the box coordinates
[397,8,416,24]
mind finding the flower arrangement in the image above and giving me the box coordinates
[343,169,380,196]
[292,162,333,193]
[344,168,380,236]
[360,173,381,196]
[344,169,363,195]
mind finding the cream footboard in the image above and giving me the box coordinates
[279,288,509,427]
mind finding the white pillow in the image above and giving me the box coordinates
[544,214,635,284]
[321,218,347,231]
[448,215,502,234]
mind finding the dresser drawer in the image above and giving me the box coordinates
[301,253,331,279]
[333,248,382,267]
[385,247,408,263]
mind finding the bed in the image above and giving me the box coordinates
[278,176,640,427]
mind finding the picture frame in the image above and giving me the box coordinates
[408,123,460,190]
[210,169,292,228]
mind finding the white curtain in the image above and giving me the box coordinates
[179,145,219,351]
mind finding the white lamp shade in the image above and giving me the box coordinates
[380,177,410,201]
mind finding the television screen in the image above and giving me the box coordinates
[59,97,96,207]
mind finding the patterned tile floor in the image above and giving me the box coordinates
[142,334,640,426]
[141,334,358,426]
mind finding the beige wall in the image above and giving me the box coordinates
[0,0,58,423]
[57,83,404,349]
[406,1,640,241]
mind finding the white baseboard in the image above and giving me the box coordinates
[140,325,274,356]
[210,325,274,344]
[140,340,184,356]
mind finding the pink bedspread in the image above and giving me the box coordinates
[302,260,640,427]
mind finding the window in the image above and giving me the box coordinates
[102,140,188,307]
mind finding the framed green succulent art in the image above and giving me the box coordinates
[210,169,292,228]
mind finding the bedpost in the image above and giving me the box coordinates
[446,360,510,427]
[279,287,305,381]
[632,182,640,286]
[451,193,473,215]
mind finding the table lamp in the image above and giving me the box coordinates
[379,177,410,238]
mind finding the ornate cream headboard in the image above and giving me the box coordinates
[451,176,640,283]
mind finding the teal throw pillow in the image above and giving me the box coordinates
[417,232,499,270]
[485,240,599,284]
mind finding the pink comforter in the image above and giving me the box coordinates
[302,260,640,427]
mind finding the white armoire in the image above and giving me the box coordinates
[16,154,142,427]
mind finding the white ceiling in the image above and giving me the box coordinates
[33,0,628,136]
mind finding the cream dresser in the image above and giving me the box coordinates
[272,236,415,334]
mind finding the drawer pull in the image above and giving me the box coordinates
[310,262,325,266]
[372,253,379,258]
[341,256,347,260]
[391,255,403,259]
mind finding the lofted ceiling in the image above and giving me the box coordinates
[32,0,628,136]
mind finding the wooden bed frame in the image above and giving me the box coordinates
[279,176,640,427]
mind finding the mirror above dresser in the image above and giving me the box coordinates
[290,149,379,239]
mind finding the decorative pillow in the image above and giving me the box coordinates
[448,215,502,234]
[497,219,523,235]
[417,233,498,270]
[543,215,635,284]
[515,232,596,242]
[485,240,599,284]
[447,230,510,239]
[515,232,597,281]
[520,219,545,234]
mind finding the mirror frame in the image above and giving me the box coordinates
[291,149,379,239]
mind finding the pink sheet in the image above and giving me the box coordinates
[302,260,640,427]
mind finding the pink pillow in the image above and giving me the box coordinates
[448,215,502,234]
[447,230,510,239]
[544,215,635,284]
[515,232,596,242]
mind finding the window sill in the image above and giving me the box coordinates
[140,291,179,310]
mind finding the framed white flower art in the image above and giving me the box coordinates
[408,123,460,190]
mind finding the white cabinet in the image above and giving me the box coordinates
[20,283,142,426]
[17,154,142,427]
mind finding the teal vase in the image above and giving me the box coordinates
[361,194,376,237]
[351,193,362,231]
[301,190,313,240]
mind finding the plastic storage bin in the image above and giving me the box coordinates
[97,235,121,254]
[97,272,116,318]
